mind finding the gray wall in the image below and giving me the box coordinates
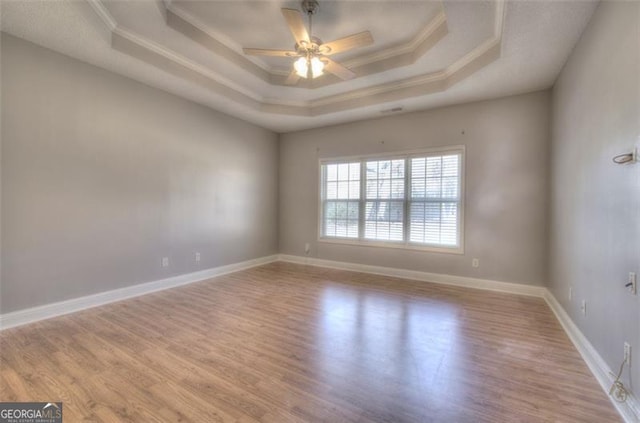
[550,0,639,396]
[1,34,279,313]
[279,91,550,286]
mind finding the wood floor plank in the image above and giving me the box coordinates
[0,262,622,422]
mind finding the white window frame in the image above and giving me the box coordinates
[318,146,465,254]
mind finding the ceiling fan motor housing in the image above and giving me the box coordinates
[295,36,323,54]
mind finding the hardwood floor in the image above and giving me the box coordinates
[0,262,621,422]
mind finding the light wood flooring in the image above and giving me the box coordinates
[0,262,621,422]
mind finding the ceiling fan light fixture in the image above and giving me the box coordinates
[294,57,308,78]
[310,56,324,78]
[294,56,325,79]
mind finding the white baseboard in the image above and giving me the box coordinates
[543,290,639,423]
[278,254,546,297]
[0,254,279,330]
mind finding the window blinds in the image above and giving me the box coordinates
[321,149,462,250]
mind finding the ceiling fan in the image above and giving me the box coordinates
[242,0,374,85]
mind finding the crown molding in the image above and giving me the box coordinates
[86,0,117,31]
[165,4,272,83]
[342,9,447,69]
[85,0,506,117]
[112,27,263,103]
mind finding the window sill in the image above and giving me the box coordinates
[317,237,464,255]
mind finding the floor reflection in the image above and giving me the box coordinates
[315,283,464,414]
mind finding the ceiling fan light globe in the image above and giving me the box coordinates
[294,57,308,78]
[310,56,324,78]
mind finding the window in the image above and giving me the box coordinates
[365,159,405,241]
[320,147,464,253]
[322,162,360,238]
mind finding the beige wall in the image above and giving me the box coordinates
[279,91,550,286]
[0,34,279,313]
[550,0,639,397]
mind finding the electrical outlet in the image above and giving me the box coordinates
[161,257,169,268]
[569,286,573,301]
[304,243,311,255]
[472,258,479,268]
[581,300,587,316]
[624,342,632,365]
[628,272,637,295]
[195,252,201,262]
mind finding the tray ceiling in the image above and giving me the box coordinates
[0,0,598,132]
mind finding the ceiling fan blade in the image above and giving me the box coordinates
[319,31,373,55]
[323,58,356,80]
[284,70,300,86]
[243,48,299,57]
[281,8,311,45]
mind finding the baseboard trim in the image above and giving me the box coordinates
[0,254,279,331]
[278,254,546,297]
[543,290,639,423]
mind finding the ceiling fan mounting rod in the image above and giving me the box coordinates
[302,0,318,41]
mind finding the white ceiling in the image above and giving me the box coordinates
[0,0,598,133]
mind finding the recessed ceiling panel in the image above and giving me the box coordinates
[1,0,599,132]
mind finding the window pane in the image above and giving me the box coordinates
[336,201,348,219]
[411,158,425,179]
[426,156,442,177]
[347,220,358,238]
[326,181,338,199]
[441,203,458,245]
[442,176,458,199]
[409,203,425,242]
[366,159,405,201]
[347,202,359,219]
[327,164,338,181]
[390,222,403,241]
[366,161,378,179]
[323,162,361,238]
[326,220,336,237]
[349,181,360,199]
[365,201,404,241]
[391,179,404,199]
[442,155,459,177]
[349,163,360,180]
[408,152,461,247]
[378,179,391,199]
[335,220,348,237]
[411,177,425,198]
[391,160,404,178]
[337,181,349,199]
[424,203,441,244]
[337,163,349,180]
[325,202,337,219]
[426,178,441,198]
[378,160,391,178]
[390,201,403,221]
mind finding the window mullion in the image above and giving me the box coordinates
[404,157,410,245]
[321,165,326,237]
[359,160,366,241]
